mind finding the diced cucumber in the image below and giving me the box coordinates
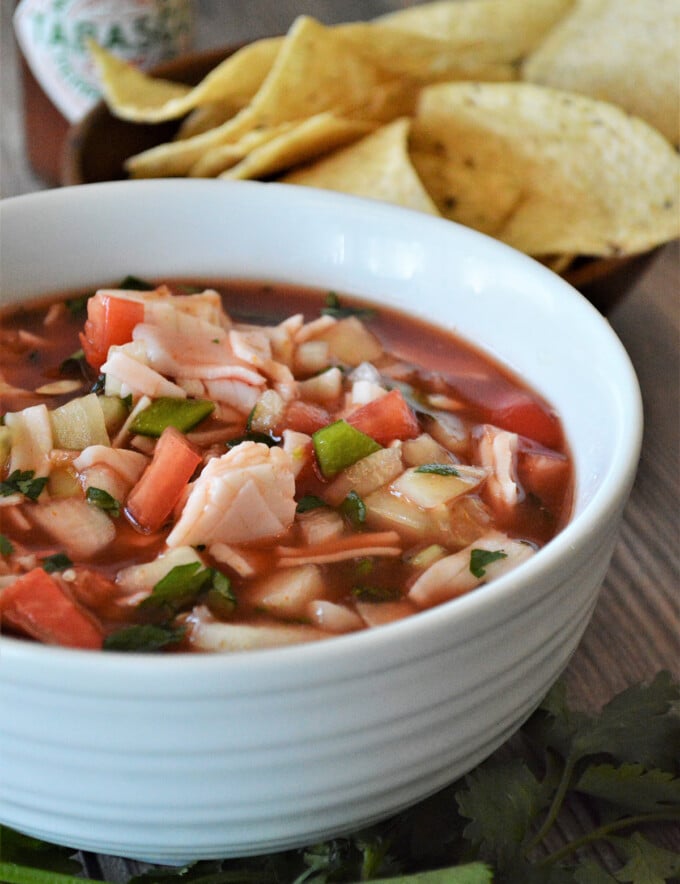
[98,395,130,435]
[50,393,110,450]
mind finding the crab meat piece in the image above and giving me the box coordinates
[185,605,326,652]
[145,288,230,328]
[476,424,524,513]
[166,441,297,547]
[408,530,535,609]
[73,445,149,501]
[133,319,263,383]
[101,347,186,400]
[308,600,364,634]
[203,378,262,415]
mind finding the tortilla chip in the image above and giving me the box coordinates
[410,82,680,256]
[90,36,282,123]
[337,21,516,82]
[522,0,680,146]
[282,118,440,217]
[189,123,299,177]
[126,16,401,178]
[220,114,377,182]
[176,100,243,139]
[374,0,574,63]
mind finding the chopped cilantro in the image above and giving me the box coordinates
[118,274,155,290]
[205,572,237,620]
[65,294,89,316]
[86,486,121,518]
[341,490,366,526]
[0,535,14,556]
[59,348,85,373]
[90,374,106,394]
[139,563,230,620]
[226,431,280,448]
[469,548,508,578]
[0,469,48,501]
[296,495,328,513]
[103,623,186,652]
[415,463,461,476]
[321,291,375,320]
[41,552,73,573]
[352,584,401,602]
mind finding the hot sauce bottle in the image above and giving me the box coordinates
[13,0,195,186]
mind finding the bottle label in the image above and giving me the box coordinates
[14,0,194,123]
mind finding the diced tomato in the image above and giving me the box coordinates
[346,389,420,446]
[0,568,103,649]
[80,293,145,372]
[125,426,202,533]
[493,393,562,450]
[282,399,331,435]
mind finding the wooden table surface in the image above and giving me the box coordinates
[1,1,678,880]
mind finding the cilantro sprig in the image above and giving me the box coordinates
[0,672,678,883]
[0,469,48,501]
[321,291,375,320]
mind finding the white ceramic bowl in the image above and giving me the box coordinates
[0,181,642,863]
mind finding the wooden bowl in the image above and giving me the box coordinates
[62,47,660,314]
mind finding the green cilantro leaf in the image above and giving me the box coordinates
[368,864,494,884]
[0,469,48,501]
[119,274,155,290]
[469,548,508,578]
[86,486,121,517]
[341,490,367,526]
[139,562,213,617]
[321,291,375,320]
[609,832,680,884]
[539,671,680,771]
[0,534,13,556]
[41,552,73,573]
[574,861,620,883]
[0,824,83,876]
[456,759,549,867]
[65,294,90,316]
[352,584,401,602]
[575,763,680,814]
[205,571,237,620]
[103,624,187,653]
[414,464,461,476]
[296,494,328,513]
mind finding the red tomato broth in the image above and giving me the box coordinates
[0,280,574,652]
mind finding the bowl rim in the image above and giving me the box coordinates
[0,180,643,681]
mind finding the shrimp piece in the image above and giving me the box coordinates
[476,424,524,515]
[166,441,297,547]
[408,530,535,609]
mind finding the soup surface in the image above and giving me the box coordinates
[0,280,573,652]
